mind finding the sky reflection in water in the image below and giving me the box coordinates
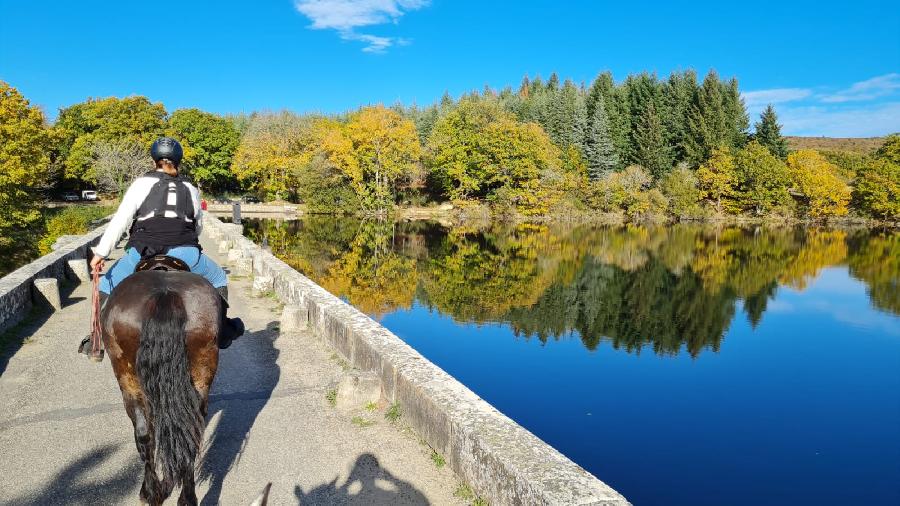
[244,218,900,506]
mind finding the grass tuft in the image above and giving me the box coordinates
[430,449,445,468]
[351,416,375,428]
[326,389,337,407]
[364,401,378,412]
[385,402,401,423]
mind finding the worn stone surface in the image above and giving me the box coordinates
[31,278,61,311]
[66,259,91,282]
[0,227,464,506]
[202,217,632,506]
[252,275,274,296]
[335,372,382,411]
[280,305,308,333]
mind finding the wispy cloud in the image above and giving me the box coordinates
[742,74,900,136]
[820,73,900,103]
[742,88,812,107]
[294,0,428,52]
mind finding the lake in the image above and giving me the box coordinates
[242,217,900,506]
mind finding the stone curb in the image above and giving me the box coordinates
[0,224,108,335]
[206,217,630,506]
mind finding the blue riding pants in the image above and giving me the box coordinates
[100,246,227,294]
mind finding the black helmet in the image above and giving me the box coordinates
[150,137,183,166]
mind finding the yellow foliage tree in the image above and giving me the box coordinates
[0,81,51,249]
[696,146,737,214]
[786,150,851,216]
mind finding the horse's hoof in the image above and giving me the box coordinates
[89,350,105,363]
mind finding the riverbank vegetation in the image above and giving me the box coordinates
[1,72,898,273]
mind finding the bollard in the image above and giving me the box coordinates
[66,259,91,282]
[280,305,308,333]
[33,278,62,310]
[334,372,382,410]
[232,202,242,225]
[252,275,274,296]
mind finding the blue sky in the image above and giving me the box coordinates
[1,0,898,136]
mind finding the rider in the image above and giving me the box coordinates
[78,137,244,355]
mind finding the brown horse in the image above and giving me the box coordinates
[102,268,220,505]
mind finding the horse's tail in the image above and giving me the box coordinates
[136,290,203,491]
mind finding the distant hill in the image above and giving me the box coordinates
[786,136,887,154]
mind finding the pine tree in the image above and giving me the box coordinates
[585,93,619,179]
[547,72,560,91]
[754,105,788,159]
[662,70,699,165]
[633,102,671,179]
[684,70,728,165]
[573,91,588,155]
[721,77,749,148]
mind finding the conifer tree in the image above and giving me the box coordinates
[585,93,618,179]
[663,70,699,164]
[547,72,560,91]
[684,70,728,164]
[633,102,671,179]
[754,105,789,159]
[722,77,749,148]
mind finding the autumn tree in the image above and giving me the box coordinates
[660,165,702,217]
[0,81,52,249]
[342,105,422,208]
[696,146,737,213]
[167,108,240,192]
[231,111,315,201]
[786,150,851,216]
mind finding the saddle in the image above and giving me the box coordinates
[135,255,190,273]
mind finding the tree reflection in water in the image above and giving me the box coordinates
[244,218,899,356]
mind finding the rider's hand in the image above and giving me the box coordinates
[90,255,105,273]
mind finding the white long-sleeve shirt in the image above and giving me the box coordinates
[93,172,202,258]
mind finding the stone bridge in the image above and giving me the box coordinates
[0,217,629,505]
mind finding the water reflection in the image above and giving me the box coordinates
[244,218,899,356]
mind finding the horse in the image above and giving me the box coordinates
[102,259,221,506]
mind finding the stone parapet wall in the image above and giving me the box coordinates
[0,225,107,334]
[204,216,630,506]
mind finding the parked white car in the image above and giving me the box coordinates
[81,190,98,201]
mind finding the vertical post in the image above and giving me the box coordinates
[232,201,242,225]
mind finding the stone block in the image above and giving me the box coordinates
[32,278,61,310]
[280,305,308,333]
[233,256,253,275]
[227,248,245,264]
[66,259,91,282]
[252,275,274,296]
[218,240,232,254]
[335,371,381,410]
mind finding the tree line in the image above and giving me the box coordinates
[1,70,898,256]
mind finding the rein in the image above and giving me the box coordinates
[90,263,104,361]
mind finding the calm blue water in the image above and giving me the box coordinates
[244,219,900,505]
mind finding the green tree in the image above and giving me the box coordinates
[633,101,671,179]
[167,108,240,192]
[721,77,749,149]
[54,96,166,184]
[0,81,52,250]
[685,70,728,165]
[754,105,788,159]
[660,165,702,217]
[733,141,792,214]
[663,70,699,165]
[584,93,618,180]
[853,158,900,220]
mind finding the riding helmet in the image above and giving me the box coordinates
[150,137,184,166]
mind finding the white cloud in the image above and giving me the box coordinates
[294,0,428,52]
[741,88,812,107]
[777,101,900,137]
[820,73,900,103]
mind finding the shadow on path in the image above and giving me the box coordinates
[3,443,140,505]
[199,320,281,506]
[0,282,82,377]
[294,453,430,505]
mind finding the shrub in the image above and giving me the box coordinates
[38,204,116,255]
[660,165,702,218]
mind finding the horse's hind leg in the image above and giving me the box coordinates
[178,471,198,506]
[123,394,160,505]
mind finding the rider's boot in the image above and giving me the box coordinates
[78,291,108,357]
[216,286,245,349]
